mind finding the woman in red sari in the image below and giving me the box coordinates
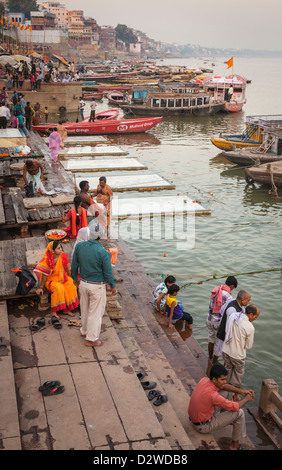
[62,195,88,239]
[34,240,79,318]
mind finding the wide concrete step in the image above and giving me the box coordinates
[109,239,219,450]
[110,237,256,450]
[0,301,21,450]
[7,298,176,450]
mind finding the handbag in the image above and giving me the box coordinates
[12,266,37,295]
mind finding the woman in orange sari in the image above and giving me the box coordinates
[34,241,79,318]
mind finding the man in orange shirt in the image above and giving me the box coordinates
[188,364,254,450]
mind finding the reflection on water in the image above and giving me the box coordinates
[103,58,282,416]
[49,60,282,438]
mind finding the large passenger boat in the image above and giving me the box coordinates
[121,81,224,116]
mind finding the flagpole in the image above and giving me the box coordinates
[6,18,9,52]
[10,20,13,54]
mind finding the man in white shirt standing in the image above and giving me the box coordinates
[222,303,260,390]
[207,276,238,363]
[89,98,96,122]
[0,102,9,128]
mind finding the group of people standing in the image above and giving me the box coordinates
[33,173,116,346]
[0,86,44,136]
[34,222,116,347]
[154,273,260,450]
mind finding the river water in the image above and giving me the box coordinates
[83,57,282,439]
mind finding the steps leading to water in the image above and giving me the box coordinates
[0,233,255,450]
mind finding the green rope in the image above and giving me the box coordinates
[147,267,282,289]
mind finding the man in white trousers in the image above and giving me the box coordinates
[71,223,116,347]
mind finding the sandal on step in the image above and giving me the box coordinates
[136,371,146,380]
[147,389,161,401]
[39,380,61,392]
[49,316,62,329]
[30,317,46,331]
[153,394,168,406]
[41,385,65,396]
[141,381,157,390]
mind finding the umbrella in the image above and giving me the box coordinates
[0,55,18,67]
[52,54,69,67]
[11,55,31,63]
[28,51,42,59]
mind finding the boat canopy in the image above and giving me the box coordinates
[203,75,246,86]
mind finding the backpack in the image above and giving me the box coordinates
[12,266,37,296]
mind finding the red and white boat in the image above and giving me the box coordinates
[82,108,119,121]
[32,116,163,136]
[203,74,247,112]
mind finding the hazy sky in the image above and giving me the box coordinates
[52,0,282,50]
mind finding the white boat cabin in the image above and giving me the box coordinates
[203,75,246,103]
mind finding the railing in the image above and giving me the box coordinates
[259,379,282,428]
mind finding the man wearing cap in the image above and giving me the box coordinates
[71,222,116,347]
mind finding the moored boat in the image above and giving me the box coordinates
[82,91,104,100]
[121,81,224,116]
[107,91,130,106]
[222,147,282,166]
[203,74,247,112]
[245,161,282,188]
[32,116,163,135]
[221,115,282,165]
[82,108,120,121]
[211,114,282,151]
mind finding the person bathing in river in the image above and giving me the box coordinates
[164,284,193,331]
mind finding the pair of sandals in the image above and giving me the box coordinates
[49,315,62,329]
[30,315,62,331]
[38,380,65,396]
[137,371,168,407]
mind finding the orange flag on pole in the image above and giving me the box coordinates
[225,57,233,69]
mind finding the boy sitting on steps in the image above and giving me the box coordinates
[164,284,193,332]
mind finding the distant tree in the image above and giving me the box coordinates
[0,2,5,16]
[7,0,39,19]
[115,24,138,46]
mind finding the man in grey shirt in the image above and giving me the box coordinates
[71,223,116,347]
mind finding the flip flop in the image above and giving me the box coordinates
[30,317,46,331]
[141,381,157,390]
[136,371,146,381]
[49,316,62,329]
[153,394,168,406]
[41,385,65,396]
[147,389,161,401]
[39,380,61,392]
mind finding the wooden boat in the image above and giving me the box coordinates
[121,82,224,116]
[82,108,120,121]
[221,115,282,165]
[245,161,282,188]
[32,116,163,136]
[203,74,247,112]
[222,147,282,166]
[211,114,282,151]
[107,91,129,105]
[82,91,104,100]
[211,136,261,151]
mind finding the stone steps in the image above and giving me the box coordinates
[108,238,219,450]
[109,237,256,451]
